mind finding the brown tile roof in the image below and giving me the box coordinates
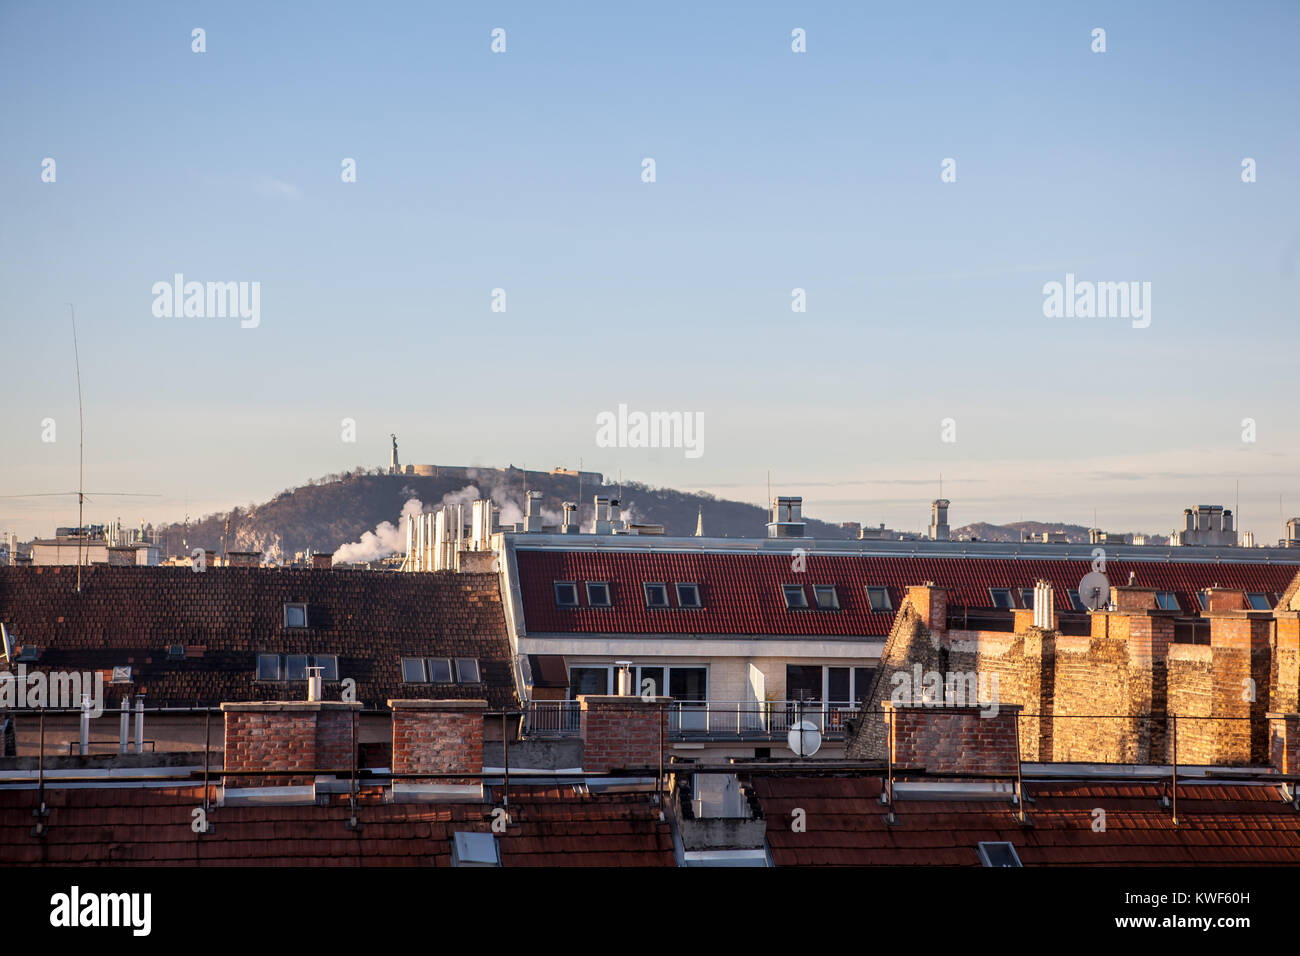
[0,783,674,866]
[0,566,518,710]
[751,775,1300,866]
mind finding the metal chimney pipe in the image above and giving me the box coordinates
[79,694,91,756]
[119,698,130,754]
[307,666,323,702]
[133,696,144,754]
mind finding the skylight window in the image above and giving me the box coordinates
[644,583,669,608]
[1155,592,1181,611]
[256,653,282,681]
[977,842,1022,867]
[988,588,1014,609]
[285,654,309,681]
[110,666,132,684]
[401,657,474,684]
[16,645,40,663]
[456,658,481,683]
[554,581,579,607]
[586,582,611,607]
[283,603,308,629]
[257,653,338,681]
[1247,592,1272,611]
[1067,590,1085,612]
[676,583,702,608]
[813,585,839,610]
[865,587,892,611]
[1018,588,1034,608]
[782,585,809,610]
[167,644,185,659]
[451,831,500,867]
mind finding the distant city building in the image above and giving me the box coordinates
[929,499,950,541]
[1171,505,1236,547]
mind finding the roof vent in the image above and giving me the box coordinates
[306,666,324,702]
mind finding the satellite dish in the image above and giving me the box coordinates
[788,719,822,757]
[1077,571,1111,611]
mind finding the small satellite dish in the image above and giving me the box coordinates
[1077,571,1111,611]
[788,720,822,757]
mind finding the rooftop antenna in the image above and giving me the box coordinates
[71,305,85,593]
[767,470,772,520]
[577,458,583,531]
[1,307,159,585]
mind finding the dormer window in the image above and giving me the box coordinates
[16,645,40,663]
[1247,592,1272,611]
[1155,592,1181,611]
[1017,588,1034,608]
[586,582,611,607]
[1066,590,1085,612]
[644,583,669,608]
[812,585,839,610]
[283,603,308,628]
[554,582,579,607]
[676,583,702,609]
[782,585,809,610]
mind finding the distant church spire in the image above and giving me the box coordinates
[695,506,703,537]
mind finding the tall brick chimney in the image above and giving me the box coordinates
[579,695,671,773]
[222,700,361,787]
[905,583,947,634]
[1267,712,1300,775]
[389,699,486,788]
[881,702,1022,776]
[312,553,333,570]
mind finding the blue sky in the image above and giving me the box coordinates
[2,1,1297,541]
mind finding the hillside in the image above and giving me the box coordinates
[952,520,1168,545]
[154,469,856,560]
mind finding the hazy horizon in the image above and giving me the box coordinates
[3,1,1297,542]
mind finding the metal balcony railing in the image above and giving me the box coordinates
[522,699,862,740]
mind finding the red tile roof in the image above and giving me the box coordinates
[516,549,1299,637]
[0,566,518,709]
[0,783,674,866]
[751,775,1300,866]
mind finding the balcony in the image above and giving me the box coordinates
[523,699,862,741]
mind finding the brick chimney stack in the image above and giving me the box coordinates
[389,699,486,787]
[312,553,333,570]
[579,695,671,773]
[905,583,948,634]
[222,700,361,787]
[881,702,1022,776]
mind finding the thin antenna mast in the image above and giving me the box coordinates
[70,305,85,594]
